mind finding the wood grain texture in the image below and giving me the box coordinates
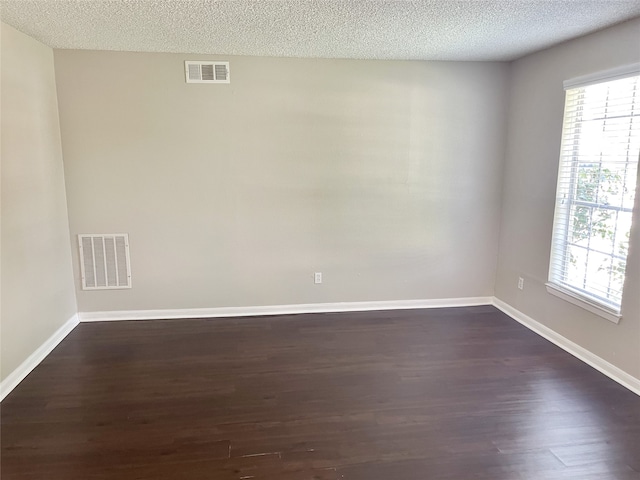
[2,306,639,479]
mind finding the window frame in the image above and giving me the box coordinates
[547,64,640,324]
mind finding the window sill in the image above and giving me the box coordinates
[545,283,622,324]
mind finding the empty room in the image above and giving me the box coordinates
[1,1,640,479]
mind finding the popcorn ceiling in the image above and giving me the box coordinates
[1,1,639,61]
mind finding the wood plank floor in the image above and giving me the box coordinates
[1,306,639,479]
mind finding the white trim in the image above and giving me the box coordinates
[545,283,621,324]
[0,314,79,402]
[563,63,640,90]
[78,297,494,322]
[4,299,638,403]
[492,297,640,397]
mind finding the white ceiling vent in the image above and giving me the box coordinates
[185,61,230,84]
[78,234,131,290]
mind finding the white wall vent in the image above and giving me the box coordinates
[78,234,131,290]
[185,61,230,84]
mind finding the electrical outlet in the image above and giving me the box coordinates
[518,277,524,290]
[314,272,322,284]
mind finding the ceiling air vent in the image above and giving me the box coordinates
[185,61,230,84]
[78,234,131,290]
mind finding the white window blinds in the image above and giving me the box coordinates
[548,72,639,316]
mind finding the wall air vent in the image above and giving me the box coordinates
[78,234,131,290]
[185,61,230,84]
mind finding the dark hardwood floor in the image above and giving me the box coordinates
[1,306,639,479]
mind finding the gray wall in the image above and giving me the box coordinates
[495,17,640,379]
[2,16,639,388]
[53,52,510,312]
[1,23,77,381]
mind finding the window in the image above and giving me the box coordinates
[548,67,639,323]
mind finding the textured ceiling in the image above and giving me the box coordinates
[2,1,640,61]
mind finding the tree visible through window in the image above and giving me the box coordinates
[549,73,639,316]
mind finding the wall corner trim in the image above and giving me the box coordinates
[0,314,80,402]
[78,297,494,322]
[492,297,640,397]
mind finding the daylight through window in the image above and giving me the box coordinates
[548,72,639,317]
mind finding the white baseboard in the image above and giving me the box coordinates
[79,296,494,322]
[492,297,640,397]
[4,299,638,401]
[0,314,79,402]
